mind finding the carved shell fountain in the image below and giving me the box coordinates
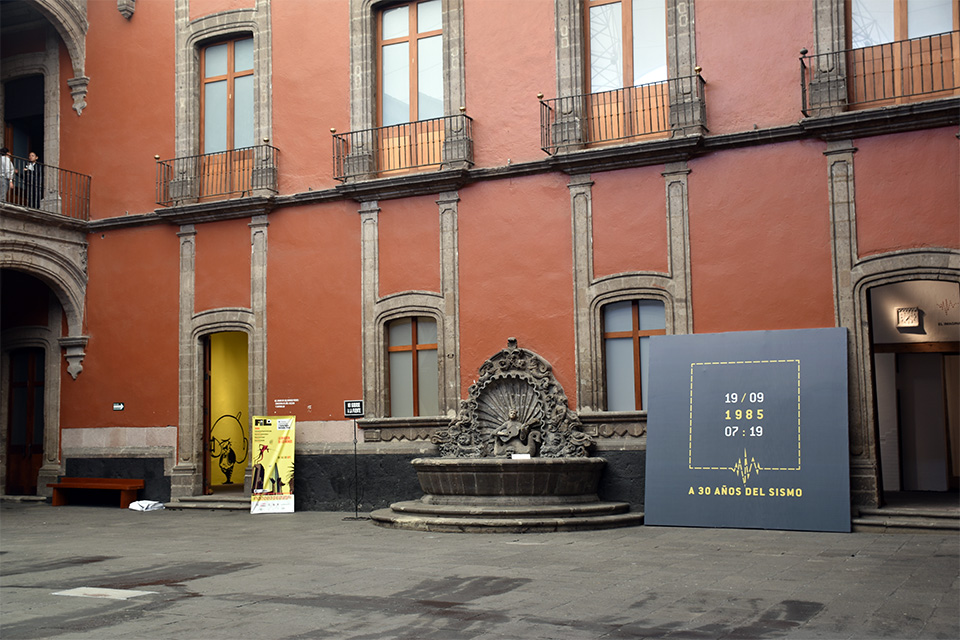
[371,338,642,532]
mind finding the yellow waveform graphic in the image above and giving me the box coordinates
[730,449,762,484]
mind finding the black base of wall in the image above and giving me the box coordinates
[63,458,170,502]
[293,450,646,512]
[295,453,424,511]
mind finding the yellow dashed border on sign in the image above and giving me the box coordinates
[688,360,801,481]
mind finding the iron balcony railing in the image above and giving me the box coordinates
[2,155,91,221]
[540,72,706,155]
[332,113,474,181]
[801,30,959,116]
[156,144,279,206]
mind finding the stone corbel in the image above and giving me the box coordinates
[118,0,136,20]
[59,335,90,379]
[67,76,90,116]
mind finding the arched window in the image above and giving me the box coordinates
[387,316,439,416]
[602,299,665,411]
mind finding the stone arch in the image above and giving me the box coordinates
[371,293,447,418]
[174,308,255,497]
[30,0,89,115]
[0,240,88,378]
[0,31,61,168]
[581,274,675,413]
[847,248,960,503]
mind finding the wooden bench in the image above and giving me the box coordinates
[48,477,145,508]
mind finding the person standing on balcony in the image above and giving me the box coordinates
[0,148,15,203]
[23,152,42,209]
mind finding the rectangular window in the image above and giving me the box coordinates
[847,0,958,106]
[387,317,439,417]
[201,37,255,153]
[585,0,669,142]
[376,0,445,174]
[379,0,443,126]
[603,300,665,411]
[199,37,255,199]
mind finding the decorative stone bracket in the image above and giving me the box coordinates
[59,335,89,379]
[118,0,136,20]
[67,76,89,116]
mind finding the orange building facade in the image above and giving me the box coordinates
[1,0,958,513]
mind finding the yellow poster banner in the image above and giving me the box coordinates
[250,416,295,514]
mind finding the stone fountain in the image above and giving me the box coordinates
[370,338,643,532]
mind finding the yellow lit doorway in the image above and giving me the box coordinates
[203,332,249,494]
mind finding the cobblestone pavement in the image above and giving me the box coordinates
[1,502,957,639]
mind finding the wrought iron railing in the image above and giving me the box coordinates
[2,155,91,221]
[156,144,279,206]
[540,73,706,154]
[332,113,474,181]
[801,30,959,116]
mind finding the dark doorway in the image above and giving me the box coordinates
[5,347,45,495]
[3,74,44,159]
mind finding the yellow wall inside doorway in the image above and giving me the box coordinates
[209,332,249,487]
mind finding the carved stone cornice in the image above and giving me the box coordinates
[155,196,276,225]
[800,98,960,141]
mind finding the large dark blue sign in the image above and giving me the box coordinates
[644,328,850,532]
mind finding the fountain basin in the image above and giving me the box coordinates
[413,457,605,505]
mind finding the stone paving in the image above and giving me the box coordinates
[1,501,957,639]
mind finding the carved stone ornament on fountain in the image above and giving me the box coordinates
[371,338,644,532]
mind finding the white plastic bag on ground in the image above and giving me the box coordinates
[128,500,165,511]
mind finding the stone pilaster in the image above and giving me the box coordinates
[569,174,597,410]
[438,191,461,415]
[663,162,693,334]
[172,225,200,499]
[359,201,382,416]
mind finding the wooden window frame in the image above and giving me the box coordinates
[585,0,637,92]
[847,0,959,45]
[200,36,255,154]
[386,316,439,417]
[377,0,443,126]
[583,0,670,142]
[602,300,666,411]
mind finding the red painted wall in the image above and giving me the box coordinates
[465,0,556,167]
[379,195,442,296]
[688,141,834,333]
[458,174,577,404]
[592,165,670,277]
[266,201,362,420]
[60,0,175,219]
[194,218,252,312]
[190,0,255,22]
[855,128,960,258]
[62,225,180,428]
[272,0,349,194]
[695,0,811,135]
